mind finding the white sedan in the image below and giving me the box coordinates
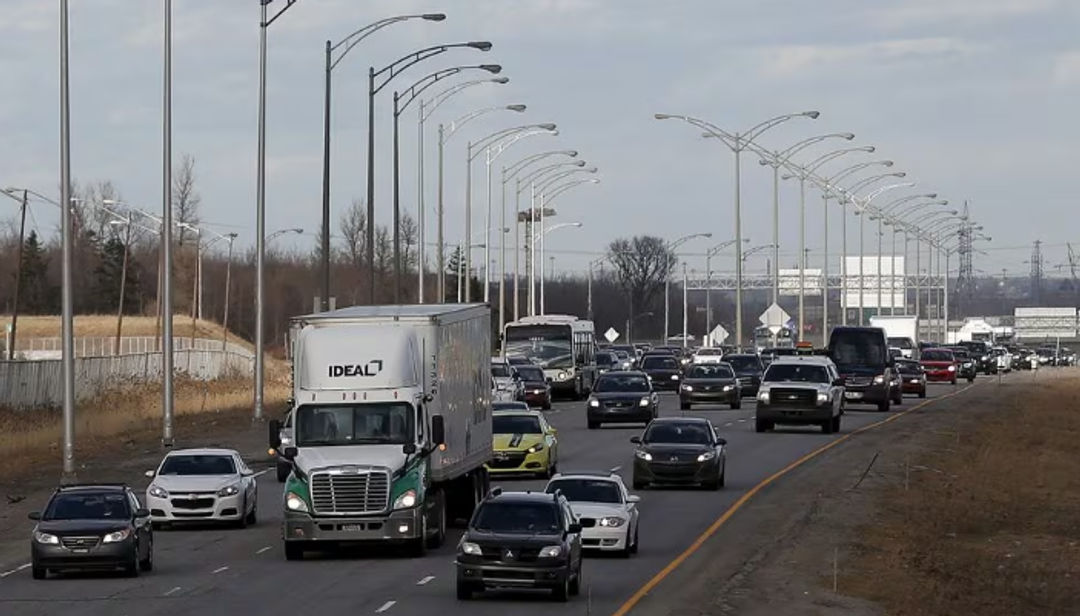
[544,471,641,556]
[144,448,258,528]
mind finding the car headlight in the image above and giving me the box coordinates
[723,385,733,392]
[285,491,309,513]
[681,384,693,392]
[697,451,716,462]
[539,545,563,558]
[589,398,600,408]
[527,443,545,454]
[757,391,770,403]
[635,450,653,461]
[558,371,569,381]
[639,396,651,407]
[873,375,885,385]
[460,541,482,556]
[948,365,956,371]
[598,516,626,528]
[148,485,169,499]
[102,528,132,544]
[33,531,59,545]
[671,374,680,380]
[533,389,545,394]
[393,489,418,510]
[817,392,830,403]
[217,484,241,497]
[963,362,972,368]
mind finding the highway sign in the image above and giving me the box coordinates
[604,327,620,343]
[708,325,729,346]
[759,303,791,328]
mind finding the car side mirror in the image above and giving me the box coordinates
[144,469,155,479]
[28,512,41,521]
[402,443,417,455]
[717,438,728,446]
[134,508,150,518]
[431,415,446,447]
[833,378,845,386]
[282,446,298,460]
[630,436,642,445]
[268,419,282,449]
[241,469,254,477]
[627,495,641,504]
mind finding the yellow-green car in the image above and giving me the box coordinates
[487,406,559,478]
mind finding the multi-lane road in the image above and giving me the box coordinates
[0,384,966,615]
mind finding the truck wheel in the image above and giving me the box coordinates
[821,419,835,434]
[410,514,428,557]
[284,541,305,561]
[456,580,475,600]
[754,419,770,433]
[831,416,841,433]
[425,491,446,550]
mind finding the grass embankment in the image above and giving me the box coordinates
[3,314,254,351]
[843,373,1080,615]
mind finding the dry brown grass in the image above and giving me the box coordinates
[3,314,253,350]
[0,376,290,482]
[843,375,1080,615]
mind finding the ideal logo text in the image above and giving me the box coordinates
[329,360,384,377]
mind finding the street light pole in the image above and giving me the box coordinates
[161,0,174,449]
[682,262,688,348]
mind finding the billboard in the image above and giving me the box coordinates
[1014,307,1077,340]
[842,256,905,310]
[778,268,823,297]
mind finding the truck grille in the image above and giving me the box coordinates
[768,388,818,407]
[310,469,390,515]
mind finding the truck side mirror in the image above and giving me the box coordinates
[282,446,298,460]
[286,397,295,409]
[431,415,446,447]
[268,419,282,449]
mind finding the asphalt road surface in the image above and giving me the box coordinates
[0,384,963,615]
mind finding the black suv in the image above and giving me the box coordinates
[29,484,153,579]
[455,489,590,601]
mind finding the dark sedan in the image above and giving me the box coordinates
[514,364,552,410]
[894,358,927,398]
[639,355,683,391]
[586,371,658,429]
[722,354,764,396]
[947,348,978,383]
[631,417,726,490]
[679,362,741,410]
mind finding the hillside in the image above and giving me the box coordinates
[2,314,253,351]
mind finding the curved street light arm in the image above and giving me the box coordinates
[830,160,895,186]
[504,150,578,181]
[444,106,521,142]
[764,133,854,168]
[890,201,952,224]
[880,193,938,214]
[537,167,597,194]
[423,76,507,121]
[516,159,586,189]
[395,65,500,116]
[373,42,491,95]
[330,14,445,70]
[806,146,875,175]
[838,172,906,200]
[543,178,600,205]
[486,128,558,164]
[743,111,819,144]
[655,114,738,150]
[469,123,556,159]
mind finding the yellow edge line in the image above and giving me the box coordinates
[611,383,977,616]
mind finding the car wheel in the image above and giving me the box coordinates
[630,527,639,554]
[125,548,140,577]
[569,563,582,596]
[456,580,475,600]
[719,463,726,488]
[679,401,690,411]
[552,575,570,602]
[632,478,647,490]
[284,541,305,561]
[821,419,835,434]
[754,418,770,433]
[967,377,975,383]
[831,416,841,433]
[139,537,154,572]
[587,420,599,430]
[276,461,290,483]
[730,399,741,410]
[620,530,633,558]
[245,499,257,526]
[877,399,891,413]
[918,389,927,399]
[31,563,46,580]
[543,400,552,410]
[237,498,249,529]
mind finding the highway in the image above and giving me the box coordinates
[0,384,964,615]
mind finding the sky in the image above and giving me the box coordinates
[1,0,1078,281]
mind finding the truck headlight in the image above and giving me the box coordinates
[460,541,482,556]
[148,485,169,499]
[722,385,733,392]
[527,443,544,454]
[558,371,569,381]
[696,451,716,462]
[33,531,59,545]
[873,375,885,385]
[598,516,626,527]
[217,484,241,497]
[588,398,600,408]
[539,545,563,558]
[681,384,693,392]
[639,397,650,407]
[670,374,680,380]
[393,489,418,510]
[817,392,830,403]
[102,528,132,544]
[635,450,653,461]
[285,492,309,513]
[757,391,770,404]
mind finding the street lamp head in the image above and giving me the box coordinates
[840,132,855,140]
[108,219,126,226]
[654,113,673,120]
[573,160,586,167]
[505,104,527,112]
[422,13,447,21]
[804,111,821,119]
[566,150,579,157]
[572,222,583,228]
[781,173,795,180]
[894,172,907,177]
[468,41,493,51]
[227,232,239,239]
[479,64,502,74]
[882,160,894,167]
[585,167,599,173]
[492,76,510,84]
[703,233,714,238]
[948,209,958,215]
[862,146,876,153]
[538,123,557,131]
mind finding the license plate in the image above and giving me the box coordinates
[845,392,862,400]
[71,549,89,554]
[341,524,364,532]
[910,379,920,383]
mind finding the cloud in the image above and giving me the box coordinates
[870,0,1059,28]
[1051,51,1080,86]
[758,37,984,78]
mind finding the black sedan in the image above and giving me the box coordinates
[29,484,154,579]
[631,417,726,490]
[722,354,765,397]
[947,348,978,383]
[679,362,741,410]
[586,371,659,430]
[639,355,683,391]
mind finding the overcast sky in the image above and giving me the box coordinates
[2,0,1078,279]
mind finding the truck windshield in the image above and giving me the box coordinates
[295,402,415,446]
[504,324,573,369]
[763,364,829,383]
[829,329,887,373]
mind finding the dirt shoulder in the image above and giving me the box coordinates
[628,369,1075,616]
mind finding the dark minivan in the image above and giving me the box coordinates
[827,326,901,412]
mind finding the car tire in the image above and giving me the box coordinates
[821,419,834,435]
[877,399,890,413]
[569,565,581,596]
[632,478,646,490]
[31,563,46,580]
[456,580,475,600]
[276,461,290,483]
[620,530,633,558]
[284,541,305,561]
[587,420,600,430]
[237,498,249,529]
[730,399,741,410]
[967,377,975,383]
[630,527,639,554]
[246,500,257,526]
[139,538,154,572]
[831,416,841,433]
[754,418,770,433]
[124,549,139,578]
[951,378,958,385]
[552,575,570,602]
[543,401,552,411]
[918,389,927,399]
[679,401,691,411]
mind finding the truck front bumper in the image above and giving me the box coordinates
[283,506,423,544]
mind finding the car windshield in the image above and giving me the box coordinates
[473,502,561,534]
[951,350,970,359]
[922,350,954,362]
[596,352,616,367]
[493,414,543,434]
[613,350,630,360]
[492,402,530,412]
[159,454,236,476]
[295,402,414,446]
[594,374,649,393]
[643,422,712,445]
[896,361,922,374]
[696,348,723,356]
[688,364,734,379]
[515,366,545,381]
[546,479,622,504]
[763,364,830,383]
[44,492,131,521]
[642,356,678,370]
[491,364,511,378]
[724,355,761,372]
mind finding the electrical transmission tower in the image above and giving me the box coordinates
[1030,240,1044,304]
[955,201,975,317]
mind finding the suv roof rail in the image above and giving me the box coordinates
[57,482,128,490]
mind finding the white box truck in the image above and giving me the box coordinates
[270,305,493,560]
[869,315,920,358]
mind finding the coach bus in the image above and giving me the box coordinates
[503,315,597,399]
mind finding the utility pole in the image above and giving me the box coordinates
[7,190,28,360]
[1030,240,1044,304]
[682,262,689,348]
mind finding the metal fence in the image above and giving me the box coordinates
[2,336,253,360]
[0,349,254,410]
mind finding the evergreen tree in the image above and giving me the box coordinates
[92,237,141,314]
[19,231,56,314]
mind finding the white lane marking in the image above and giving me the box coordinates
[737,419,746,422]
[164,586,182,597]
[212,566,229,574]
[0,563,30,578]
[256,546,272,555]
[724,422,733,427]
[375,600,397,613]
[417,575,435,585]
[253,469,270,478]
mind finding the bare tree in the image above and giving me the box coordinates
[339,198,367,270]
[173,154,201,246]
[399,212,418,273]
[607,235,676,313]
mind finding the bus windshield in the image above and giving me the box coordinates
[504,324,573,369]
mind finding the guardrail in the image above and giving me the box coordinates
[1,336,253,360]
[0,349,254,410]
